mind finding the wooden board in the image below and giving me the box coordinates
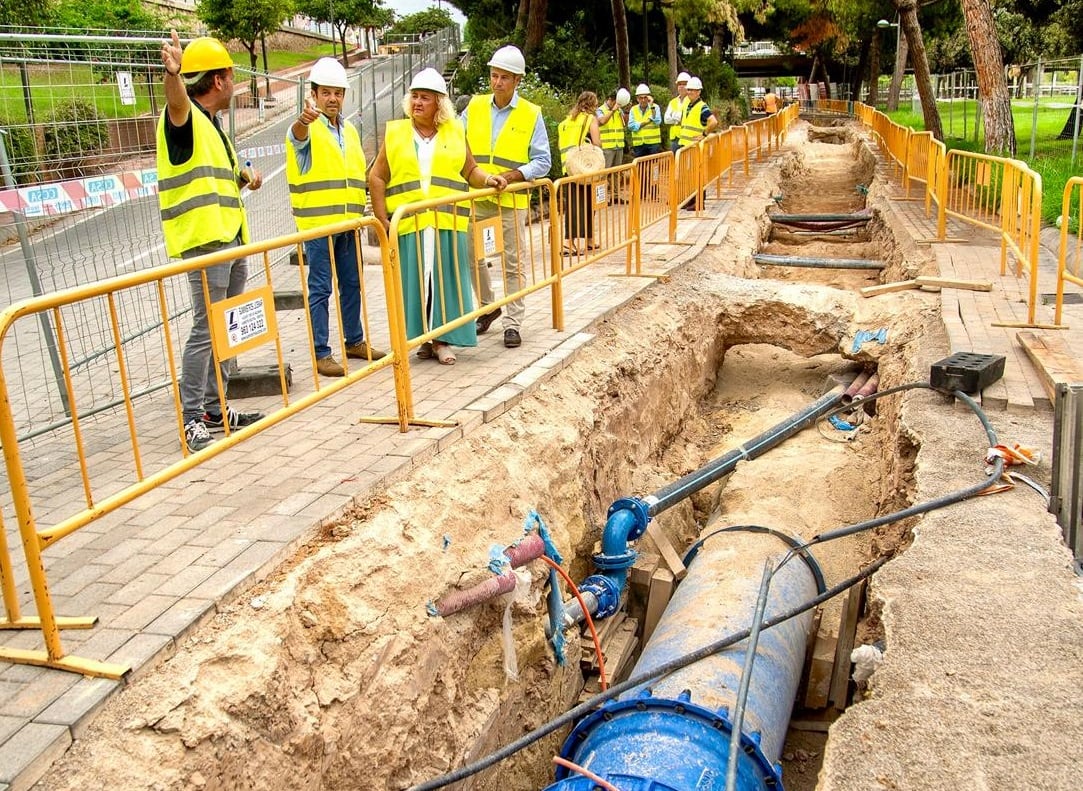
[643,567,675,645]
[829,580,866,709]
[1017,331,1083,402]
[645,522,688,580]
[860,280,918,297]
[914,275,992,292]
[804,629,837,710]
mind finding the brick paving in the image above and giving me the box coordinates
[1,132,1081,790]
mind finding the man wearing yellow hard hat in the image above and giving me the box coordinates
[157,30,264,454]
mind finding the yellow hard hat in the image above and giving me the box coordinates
[180,37,233,75]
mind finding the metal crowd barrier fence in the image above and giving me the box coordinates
[1055,176,1083,325]
[853,103,1045,324]
[0,217,400,676]
[631,151,675,236]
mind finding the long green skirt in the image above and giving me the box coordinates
[397,227,478,347]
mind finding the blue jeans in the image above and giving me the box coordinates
[180,235,247,423]
[304,231,363,359]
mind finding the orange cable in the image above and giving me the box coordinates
[552,756,621,791]
[540,555,608,691]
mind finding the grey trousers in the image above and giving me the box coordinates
[180,236,247,423]
[472,201,527,331]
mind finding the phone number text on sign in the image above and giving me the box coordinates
[210,285,278,358]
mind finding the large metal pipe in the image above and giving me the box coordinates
[544,523,818,791]
[753,252,885,269]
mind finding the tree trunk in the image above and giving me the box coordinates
[524,0,548,60]
[897,0,942,140]
[665,9,677,87]
[515,0,529,38]
[886,28,908,111]
[851,35,871,102]
[960,0,1016,155]
[613,0,631,90]
[867,30,882,106]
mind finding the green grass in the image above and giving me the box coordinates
[886,101,1082,225]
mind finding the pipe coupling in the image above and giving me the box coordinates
[606,497,651,540]
[578,574,623,619]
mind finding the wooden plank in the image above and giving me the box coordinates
[829,580,866,709]
[645,522,688,580]
[643,567,675,645]
[860,279,918,298]
[794,607,824,710]
[915,275,993,292]
[804,630,837,710]
[1017,331,1083,402]
[992,322,1069,330]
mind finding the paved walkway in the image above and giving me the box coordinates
[1,128,1081,791]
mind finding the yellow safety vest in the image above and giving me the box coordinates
[156,106,248,258]
[384,119,469,235]
[598,105,626,150]
[630,104,662,146]
[679,98,708,148]
[286,118,367,231]
[557,115,591,176]
[465,93,540,209]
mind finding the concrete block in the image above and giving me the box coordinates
[0,722,71,790]
[274,290,305,311]
[229,363,292,398]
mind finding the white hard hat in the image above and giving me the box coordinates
[488,45,526,76]
[409,67,447,95]
[676,71,691,84]
[615,87,631,107]
[686,76,703,91]
[635,83,651,97]
[309,57,348,89]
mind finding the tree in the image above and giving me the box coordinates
[895,0,942,140]
[295,0,391,66]
[388,7,455,36]
[613,0,631,89]
[886,24,907,111]
[198,0,291,100]
[0,0,49,26]
[960,0,1014,155]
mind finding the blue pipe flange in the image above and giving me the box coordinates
[548,689,783,791]
[591,547,638,573]
[576,574,623,620]
[607,497,651,541]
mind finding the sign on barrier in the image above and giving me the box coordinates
[474,216,504,257]
[210,285,277,357]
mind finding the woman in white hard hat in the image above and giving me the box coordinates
[369,68,506,365]
[556,91,602,256]
[286,57,386,378]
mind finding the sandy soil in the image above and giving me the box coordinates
[34,122,1082,791]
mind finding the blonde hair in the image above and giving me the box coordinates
[401,90,457,126]
[568,91,598,122]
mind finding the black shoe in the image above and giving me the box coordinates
[503,328,521,348]
[476,307,501,334]
[203,406,264,431]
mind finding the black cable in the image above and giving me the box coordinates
[406,553,891,791]
[682,524,828,594]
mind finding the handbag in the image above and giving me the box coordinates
[565,116,605,176]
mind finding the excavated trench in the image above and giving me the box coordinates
[39,121,946,791]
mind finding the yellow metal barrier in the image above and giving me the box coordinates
[0,218,402,676]
[853,103,1045,325]
[631,150,675,236]
[1056,177,1083,325]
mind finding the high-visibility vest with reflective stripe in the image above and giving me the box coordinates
[156,107,248,258]
[665,96,687,124]
[679,98,708,148]
[598,105,626,150]
[557,114,591,176]
[286,118,367,231]
[465,93,539,209]
[384,119,469,235]
[630,104,662,146]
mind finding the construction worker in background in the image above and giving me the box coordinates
[463,44,551,349]
[663,71,691,152]
[628,83,662,158]
[597,88,630,169]
[157,30,264,454]
[764,86,779,114]
[678,76,718,148]
[286,57,386,379]
[678,76,719,212]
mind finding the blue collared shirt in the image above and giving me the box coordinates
[461,92,551,180]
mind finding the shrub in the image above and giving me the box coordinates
[0,123,42,185]
[42,99,108,179]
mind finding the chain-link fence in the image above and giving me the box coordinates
[0,26,461,443]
